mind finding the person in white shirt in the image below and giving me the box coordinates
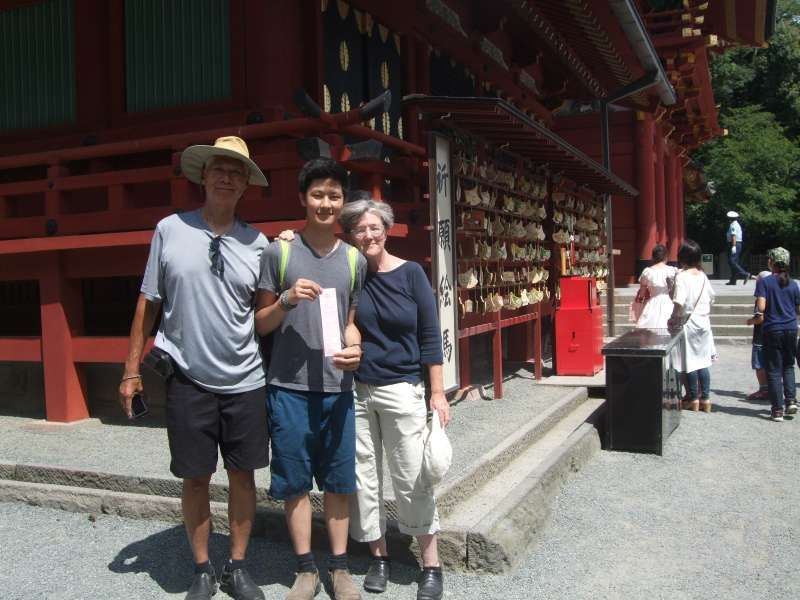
[632,244,677,329]
[725,210,752,285]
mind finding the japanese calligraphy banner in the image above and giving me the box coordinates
[428,133,459,393]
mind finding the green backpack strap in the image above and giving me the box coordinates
[347,246,359,292]
[280,240,356,291]
[278,240,290,290]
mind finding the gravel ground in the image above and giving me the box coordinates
[2,344,798,599]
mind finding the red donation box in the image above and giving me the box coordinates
[555,277,603,376]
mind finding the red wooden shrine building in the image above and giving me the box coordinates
[0,0,775,421]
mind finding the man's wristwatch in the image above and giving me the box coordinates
[279,289,297,311]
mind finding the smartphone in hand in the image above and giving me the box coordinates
[130,392,149,419]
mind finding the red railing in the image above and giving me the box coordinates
[0,107,427,421]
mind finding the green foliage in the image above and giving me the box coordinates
[709,3,800,136]
[689,0,800,255]
[689,107,800,254]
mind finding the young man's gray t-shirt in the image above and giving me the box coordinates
[259,235,367,393]
[141,210,268,393]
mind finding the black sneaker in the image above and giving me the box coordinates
[771,408,785,422]
[219,565,264,600]
[416,566,443,600]
[186,571,218,600]
[785,401,798,415]
[364,557,391,593]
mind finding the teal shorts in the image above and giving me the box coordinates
[266,385,356,500]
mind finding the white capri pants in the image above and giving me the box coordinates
[349,380,440,541]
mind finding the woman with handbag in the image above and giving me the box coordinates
[668,240,716,412]
[631,244,677,329]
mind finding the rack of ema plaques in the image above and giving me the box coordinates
[449,133,609,396]
[452,137,550,396]
[554,276,604,376]
[602,328,684,455]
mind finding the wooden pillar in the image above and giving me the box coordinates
[676,160,685,247]
[665,150,679,262]
[534,314,542,380]
[46,165,68,218]
[363,173,383,200]
[635,113,657,276]
[492,321,503,400]
[108,184,126,213]
[75,0,111,131]
[171,151,193,211]
[654,132,667,247]
[458,337,470,388]
[39,254,89,422]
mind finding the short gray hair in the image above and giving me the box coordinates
[340,199,394,233]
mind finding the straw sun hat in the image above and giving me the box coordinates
[180,136,269,187]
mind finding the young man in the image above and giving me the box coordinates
[119,137,268,600]
[256,158,366,600]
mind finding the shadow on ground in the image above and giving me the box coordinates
[108,526,295,593]
[710,388,748,400]
[108,525,424,595]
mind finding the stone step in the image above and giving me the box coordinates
[612,303,756,317]
[609,314,756,326]
[0,387,603,573]
[436,387,590,519]
[603,302,753,321]
[612,295,757,306]
[441,397,604,572]
[613,323,753,340]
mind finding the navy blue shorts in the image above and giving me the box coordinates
[751,345,765,371]
[166,369,268,479]
[267,385,356,500]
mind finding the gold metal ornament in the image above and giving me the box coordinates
[339,41,350,72]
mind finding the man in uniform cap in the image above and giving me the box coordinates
[119,136,269,600]
[726,210,752,285]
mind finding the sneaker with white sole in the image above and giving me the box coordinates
[785,402,798,415]
[771,408,785,422]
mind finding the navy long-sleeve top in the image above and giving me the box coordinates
[355,261,444,385]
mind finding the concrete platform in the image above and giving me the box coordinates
[535,371,605,388]
[0,370,602,573]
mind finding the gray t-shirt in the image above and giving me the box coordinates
[141,209,268,393]
[259,235,367,393]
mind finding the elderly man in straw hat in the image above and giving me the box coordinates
[119,136,269,600]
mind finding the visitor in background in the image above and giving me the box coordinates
[669,240,716,413]
[746,271,773,401]
[631,244,677,329]
[725,210,752,285]
[755,247,800,422]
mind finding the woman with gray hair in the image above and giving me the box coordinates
[279,195,449,599]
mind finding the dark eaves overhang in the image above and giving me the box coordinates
[608,0,677,106]
[404,95,638,198]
